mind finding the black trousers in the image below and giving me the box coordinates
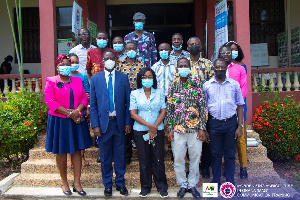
[200,142,211,169]
[133,130,168,193]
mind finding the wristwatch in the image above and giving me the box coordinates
[76,108,81,115]
[238,123,244,128]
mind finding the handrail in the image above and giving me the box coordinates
[252,67,300,73]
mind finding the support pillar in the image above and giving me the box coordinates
[207,0,216,59]
[194,0,206,50]
[39,0,57,88]
[233,0,252,125]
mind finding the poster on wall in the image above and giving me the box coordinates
[211,0,228,61]
[277,32,288,68]
[250,43,269,67]
[87,19,98,46]
[72,1,83,41]
[291,27,300,67]
[58,39,73,55]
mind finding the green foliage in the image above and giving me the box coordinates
[0,89,48,163]
[253,92,300,161]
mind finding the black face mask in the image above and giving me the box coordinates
[189,45,201,56]
[215,70,226,79]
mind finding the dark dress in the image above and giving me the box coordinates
[45,85,92,154]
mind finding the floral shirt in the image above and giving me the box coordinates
[169,49,190,63]
[188,57,214,83]
[116,59,145,90]
[124,31,157,67]
[166,76,207,133]
[86,48,119,76]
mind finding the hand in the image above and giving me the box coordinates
[93,127,101,137]
[168,131,174,141]
[85,107,90,118]
[124,125,131,135]
[67,109,79,120]
[73,116,82,124]
[149,131,156,140]
[197,129,206,141]
[235,126,243,142]
[148,124,158,134]
[204,130,210,143]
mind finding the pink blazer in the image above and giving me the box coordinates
[44,75,88,118]
[228,63,248,99]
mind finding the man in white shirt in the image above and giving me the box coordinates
[69,28,96,75]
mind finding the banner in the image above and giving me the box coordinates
[72,1,83,41]
[58,39,73,55]
[277,32,288,68]
[211,0,228,61]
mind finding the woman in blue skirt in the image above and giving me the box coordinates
[44,54,92,195]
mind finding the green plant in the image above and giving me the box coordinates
[253,92,300,161]
[0,89,48,163]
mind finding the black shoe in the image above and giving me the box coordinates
[97,155,101,163]
[160,191,169,198]
[62,190,72,195]
[104,187,112,196]
[240,167,248,179]
[139,191,148,197]
[189,187,201,199]
[202,167,210,179]
[177,187,187,198]
[116,186,128,196]
[72,184,86,196]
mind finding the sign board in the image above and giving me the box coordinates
[250,43,269,66]
[72,1,83,41]
[58,39,73,55]
[87,19,98,46]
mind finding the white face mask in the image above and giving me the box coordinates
[104,59,115,70]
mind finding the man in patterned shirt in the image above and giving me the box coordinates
[116,41,145,163]
[166,58,207,199]
[124,12,157,67]
[170,33,190,63]
[151,43,176,98]
[86,31,118,81]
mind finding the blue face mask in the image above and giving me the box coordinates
[232,50,238,59]
[96,39,108,48]
[172,45,182,51]
[134,22,144,30]
[142,79,153,88]
[8,61,12,64]
[178,68,190,78]
[159,50,169,60]
[113,44,124,52]
[58,66,71,76]
[127,50,137,59]
[70,64,79,72]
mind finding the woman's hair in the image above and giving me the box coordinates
[136,67,157,89]
[55,54,68,66]
[5,55,13,61]
[68,53,79,59]
[225,41,245,62]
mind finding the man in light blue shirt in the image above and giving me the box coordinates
[203,58,244,187]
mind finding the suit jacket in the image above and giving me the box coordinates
[89,70,132,133]
[44,75,88,118]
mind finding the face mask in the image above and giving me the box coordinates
[178,68,190,78]
[172,45,182,51]
[70,64,79,72]
[189,45,201,56]
[8,61,12,64]
[113,44,123,52]
[215,70,226,79]
[58,66,71,76]
[142,79,153,88]
[159,50,169,60]
[134,22,143,30]
[127,50,137,59]
[104,59,115,70]
[96,39,108,48]
[232,50,238,59]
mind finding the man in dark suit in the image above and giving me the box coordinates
[90,49,132,197]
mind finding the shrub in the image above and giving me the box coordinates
[253,92,300,161]
[0,89,48,163]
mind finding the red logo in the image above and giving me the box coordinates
[220,182,236,198]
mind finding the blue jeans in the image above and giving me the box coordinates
[208,115,238,185]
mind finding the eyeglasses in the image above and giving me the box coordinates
[79,32,89,36]
[141,76,153,80]
[220,51,232,55]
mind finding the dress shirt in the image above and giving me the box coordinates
[203,77,244,120]
[116,59,145,90]
[69,44,96,75]
[104,69,116,116]
[151,59,177,96]
[166,76,207,133]
[86,48,119,76]
[124,31,157,67]
[169,50,190,63]
[130,88,166,131]
[188,57,214,83]
[227,63,248,99]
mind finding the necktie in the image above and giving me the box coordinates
[108,73,114,112]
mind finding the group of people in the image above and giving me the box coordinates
[44,12,248,199]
